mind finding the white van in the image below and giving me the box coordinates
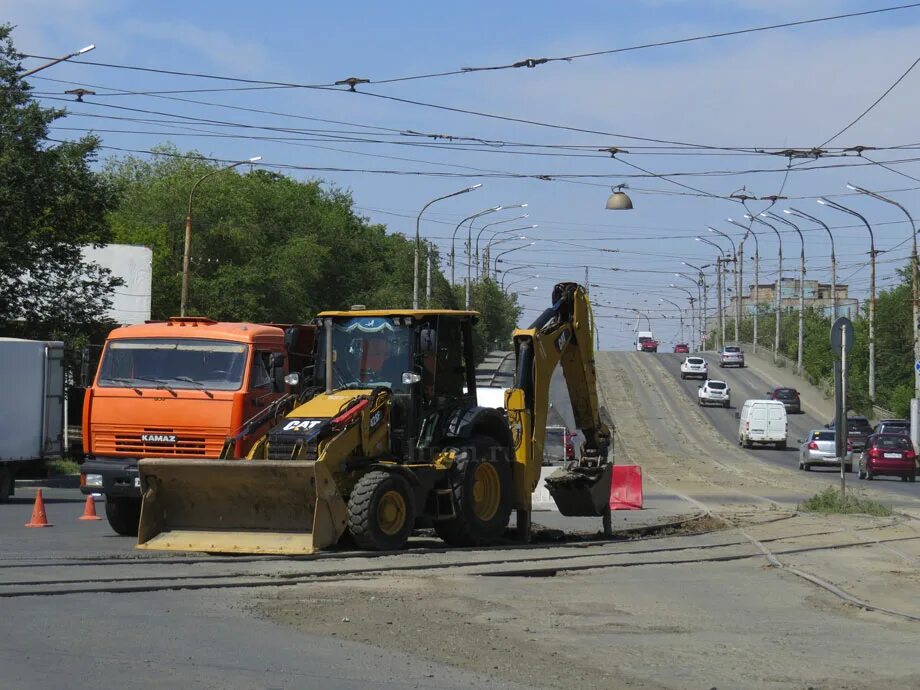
[738,399,788,449]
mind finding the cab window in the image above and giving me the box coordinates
[250,350,273,389]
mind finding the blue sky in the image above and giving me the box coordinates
[7,0,920,349]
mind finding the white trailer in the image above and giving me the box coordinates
[0,338,64,500]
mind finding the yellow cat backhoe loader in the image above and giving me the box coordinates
[136,282,613,555]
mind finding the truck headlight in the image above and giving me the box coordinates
[84,473,103,488]
[284,373,300,386]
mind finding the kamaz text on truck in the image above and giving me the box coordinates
[80,317,313,535]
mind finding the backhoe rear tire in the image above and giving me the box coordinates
[347,471,415,551]
[435,434,513,547]
[105,496,141,537]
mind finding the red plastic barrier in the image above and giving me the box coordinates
[609,465,643,510]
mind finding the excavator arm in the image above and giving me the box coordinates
[505,282,613,530]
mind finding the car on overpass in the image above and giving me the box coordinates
[718,345,745,368]
[826,416,873,452]
[797,429,852,472]
[857,434,917,481]
[680,356,708,380]
[698,380,730,408]
[673,343,690,354]
[768,386,801,414]
[875,419,910,436]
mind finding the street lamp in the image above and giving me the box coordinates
[818,197,878,401]
[415,184,481,309]
[476,213,529,277]
[20,44,95,78]
[485,225,538,272]
[499,265,536,291]
[505,275,540,294]
[746,214,784,363]
[696,238,728,350]
[671,284,698,350]
[728,218,760,353]
[474,204,527,277]
[709,226,740,343]
[766,212,806,375]
[605,184,634,210]
[181,155,261,316]
[660,298,685,344]
[682,261,709,351]
[846,182,919,403]
[451,206,501,286]
[785,208,837,319]
[492,242,536,280]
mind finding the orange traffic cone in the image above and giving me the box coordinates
[79,495,102,521]
[25,489,52,528]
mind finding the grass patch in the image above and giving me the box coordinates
[798,486,892,517]
[44,458,80,476]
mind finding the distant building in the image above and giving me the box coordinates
[725,277,856,321]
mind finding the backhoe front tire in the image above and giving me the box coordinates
[105,496,141,536]
[347,471,415,551]
[435,435,513,547]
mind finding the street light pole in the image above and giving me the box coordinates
[708,227,738,342]
[484,224,537,276]
[671,284,698,350]
[492,242,536,283]
[768,212,806,376]
[819,198,878,401]
[785,208,837,320]
[415,184,482,309]
[846,183,918,402]
[20,44,95,78]
[682,261,709,351]
[748,215,784,363]
[475,204,527,277]
[660,298,684,343]
[450,207,501,286]
[475,214,529,279]
[499,265,536,291]
[728,219,760,353]
[181,156,261,316]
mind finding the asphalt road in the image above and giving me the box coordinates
[655,351,920,500]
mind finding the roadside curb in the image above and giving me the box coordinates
[16,475,80,489]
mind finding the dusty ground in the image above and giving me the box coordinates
[254,352,920,689]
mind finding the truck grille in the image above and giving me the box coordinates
[266,434,318,461]
[93,425,225,457]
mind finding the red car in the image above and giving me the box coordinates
[858,434,917,481]
[674,343,689,354]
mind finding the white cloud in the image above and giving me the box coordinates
[121,19,271,77]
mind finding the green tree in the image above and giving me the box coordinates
[0,25,120,340]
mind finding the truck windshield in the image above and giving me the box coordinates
[97,339,248,391]
[317,317,413,393]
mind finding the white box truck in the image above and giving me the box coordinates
[737,399,787,450]
[0,338,64,500]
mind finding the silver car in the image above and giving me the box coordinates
[798,429,853,471]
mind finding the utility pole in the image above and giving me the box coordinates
[768,213,806,375]
[749,215,783,363]
[425,241,432,307]
[716,258,725,351]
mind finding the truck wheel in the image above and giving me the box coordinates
[347,471,415,551]
[435,435,513,547]
[776,441,787,451]
[105,496,141,536]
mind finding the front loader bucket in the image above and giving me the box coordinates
[136,458,348,555]
[544,464,612,517]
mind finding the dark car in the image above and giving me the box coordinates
[858,434,917,481]
[674,343,690,354]
[826,416,874,452]
[875,419,910,436]
[768,387,801,414]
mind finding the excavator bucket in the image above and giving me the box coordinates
[544,464,612,517]
[135,458,348,555]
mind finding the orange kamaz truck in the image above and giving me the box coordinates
[80,316,313,535]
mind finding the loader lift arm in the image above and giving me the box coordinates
[505,282,613,536]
